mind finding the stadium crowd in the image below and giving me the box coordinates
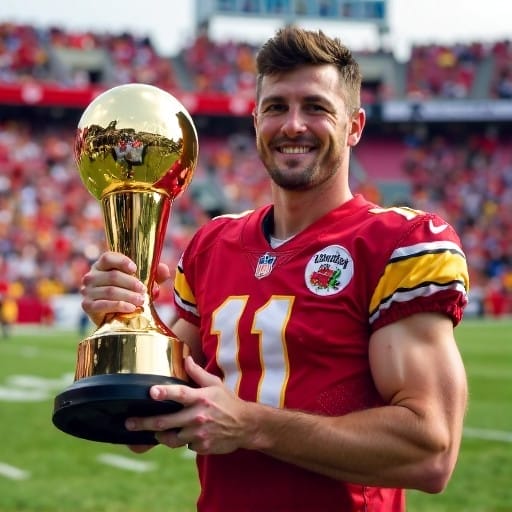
[2,21,512,98]
[1,22,511,329]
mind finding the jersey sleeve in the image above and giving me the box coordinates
[172,214,239,326]
[173,252,200,326]
[369,213,469,332]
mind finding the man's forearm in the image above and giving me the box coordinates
[242,401,458,493]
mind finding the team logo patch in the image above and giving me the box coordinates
[255,252,277,279]
[305,245,354,296]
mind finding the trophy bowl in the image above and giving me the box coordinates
[52,83,198,444]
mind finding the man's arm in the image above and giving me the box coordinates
[129,312,467,493]
[172,317,203,366]
[243,312,467,492]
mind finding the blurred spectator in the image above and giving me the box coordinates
[0,23,50,83]
[182,30,257,97]
[485,277,509,317]
[1,24,512,320]
[406,42,483,99]
[0,266,18,337]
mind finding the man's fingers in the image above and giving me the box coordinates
[82,268,145,293]
[154,429,185,448]
[80,252,147,325]
[125,360,224,436]
[81,283,145,305]
[94,251,137,273]
[147,358,222,404]
[127,444,155,454]
[125,384,200,433]
[156,262,172,284]
[125,408,190,433]
[149,381,198,406]
[184,356,222,387]
[81,296,139,316]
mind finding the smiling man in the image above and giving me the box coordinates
[81,26,470,512]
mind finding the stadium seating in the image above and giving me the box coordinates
[1,22,511,322]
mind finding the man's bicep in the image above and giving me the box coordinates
[369,313,467,413]
[172,317,204,365]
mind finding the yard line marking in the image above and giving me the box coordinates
[0,387,48,401]
[0,462,30,480]
[0,343,74,362]
[97,453,156,472]
[7,374,74,389]
[0,373,75,402]
[464,427,512,443]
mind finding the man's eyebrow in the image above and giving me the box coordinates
[303,95,330,103]
[260,94,330,104]
[260,95,286,104]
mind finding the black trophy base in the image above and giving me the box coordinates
[52,373,185,445]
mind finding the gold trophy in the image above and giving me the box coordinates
[52,83,198,444]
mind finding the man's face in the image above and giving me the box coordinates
[253,64,359,191]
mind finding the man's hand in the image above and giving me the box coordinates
[125,356,254,455]
[80,251,171,326]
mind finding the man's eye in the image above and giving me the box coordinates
[264,104,286,113]
[306,104,327,112]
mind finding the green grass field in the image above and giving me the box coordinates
[0,319,511,511]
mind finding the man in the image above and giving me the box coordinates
[81,27,469,511]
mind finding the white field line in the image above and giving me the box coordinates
[464,427,512,443]
[97,453,156,472]
[1,343,74,362]
[0,462,30,480]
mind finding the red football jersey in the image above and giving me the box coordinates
[173,194,469,512]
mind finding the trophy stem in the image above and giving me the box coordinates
[102,189,171,287]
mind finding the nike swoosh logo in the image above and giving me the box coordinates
[429,219,448,234]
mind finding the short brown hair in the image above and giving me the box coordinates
[256,26,362,113]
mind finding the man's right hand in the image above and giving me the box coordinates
[80,251,171,326]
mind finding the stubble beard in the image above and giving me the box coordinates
[258,135,343,192]
[267,161,317,191]
[265,154,341,191]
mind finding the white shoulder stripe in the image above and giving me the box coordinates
[174,293,199,317]
[390,241,466,260]
[369,281,468,324]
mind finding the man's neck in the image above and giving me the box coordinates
[269,184,353,240]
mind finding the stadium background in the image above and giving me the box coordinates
[1,0,512,330]
[0,2,511,511]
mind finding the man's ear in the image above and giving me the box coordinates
[252,108,258,131]
[348,108,366,147]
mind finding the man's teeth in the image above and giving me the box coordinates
[280,146,310,154]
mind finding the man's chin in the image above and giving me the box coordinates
[270,174,313,191]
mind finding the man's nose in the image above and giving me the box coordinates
[281,108,307,137]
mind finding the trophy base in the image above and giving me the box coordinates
[52,373,186,445]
